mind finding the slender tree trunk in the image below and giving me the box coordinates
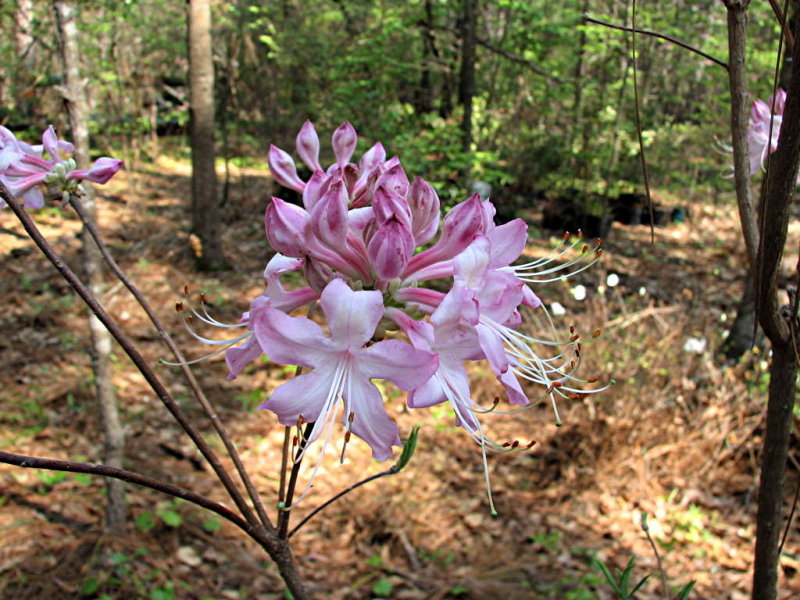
[187,0,228,271]
[52,0,127,533]
[750,9,800,598]
[459,0,477,167]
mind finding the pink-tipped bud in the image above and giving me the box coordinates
[375,162,409,197]
[268,144,306,192]
[68,157,123,184]
[373,185,412,228]
[368,218,415,280]
[296,120,322,172]
[358,141,386,174]
[332,122,357,168]
[302,169,331,211]
[436,194,487,257]
[265,197,308,257]
[351,142,387,206]
[310,179,349,248]
[408,177,440,246]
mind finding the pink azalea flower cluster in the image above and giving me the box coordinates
[747,88,794,178]
[182,122,604,508]
[0,125,122,209]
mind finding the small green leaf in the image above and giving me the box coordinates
[109,551,128,565]
[81,577,100,596]
[395,426,421,471]
[450,585,468,595]
[202,517,221,533]
[135,511,156,532]
[158,509,182,528]
[367,554,382,567]
[72,473,92,485]
[676,581,696,600]
[372,577,393,597]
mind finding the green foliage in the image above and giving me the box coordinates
[371,577,393,597]
[591,557,650,599]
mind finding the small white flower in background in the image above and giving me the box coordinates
[597,285,606,296]
[638,286,647,297]
[606,273,619,287]
[550,301,566,316]
[683,337,707,354]
[571,284,587,301]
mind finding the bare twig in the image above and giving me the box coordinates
[583,14,728,71]
[640,513,670,600]
[0,450,252,532]
[68,195,272,532]
[0,182,260,531]
[629,0,655,244]
[475,37,573,85]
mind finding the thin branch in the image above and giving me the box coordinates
[68,195,272,532]
[0,182,261,531]
[767,0,796,51]
[629,0,655,244]
[583,14,729,71]
[640,513,670,600]
[277,422,314,538]
[288,462,402,539]
[0,450,251,532]
[475,37,573,85]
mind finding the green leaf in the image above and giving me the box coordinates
[81,577,100,596]
[367,554,383,567]
[135,511,156,532]
[158,509,183,528]
[109,551,128,565]
[676,581,696,600]
[372,577,393,597]
[394,425,421,471]
[202,516,221,533]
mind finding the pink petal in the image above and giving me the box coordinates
[344,375,402,461]
[319,279,384,348]
[357,339,438,391]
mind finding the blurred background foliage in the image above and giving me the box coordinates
[0,0,783,205]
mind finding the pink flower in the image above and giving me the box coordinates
[254,278,438,462]
[0,125,122,208]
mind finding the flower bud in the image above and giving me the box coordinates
[310,179,349,249]
[332,122,357,168]
[368,218,415,280]
[408,177,440,246]
[265,197,308,257]
[296,120,322,172]
[68,157,123,184]
[373,185,412,228]
[375,162,409,197]
[302,169,331,210]
[268,144,306,192]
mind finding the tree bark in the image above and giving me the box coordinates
[458,0,477,165]
[751,6,800,596]
[52,0,127,533]
[187,0,228,271]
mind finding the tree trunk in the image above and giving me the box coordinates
[750,3,800,595]
[187,0,228,271]
[52,0,127,533]
[458,0,477,166]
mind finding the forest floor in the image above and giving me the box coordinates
[0,159,799,600]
